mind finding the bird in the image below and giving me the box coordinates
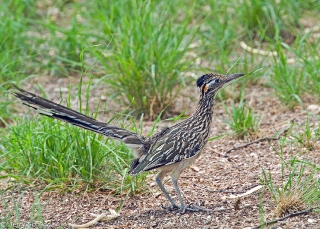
[12,72,245,213]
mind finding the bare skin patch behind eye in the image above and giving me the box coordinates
[203,85,208,94]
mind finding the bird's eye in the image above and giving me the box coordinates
[202,78,221,94]
[208,78,219,85]
[213,78,220,83]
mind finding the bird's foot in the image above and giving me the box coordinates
[179,203,211,214]
[179,203,200,214]
[162,203,210,214]
[161,203,180,211]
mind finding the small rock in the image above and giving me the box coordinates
[54,87,68,92]
[250,153,258,160]
[308,218,317,223]
[307,104,320,114]
[190,165,200,172]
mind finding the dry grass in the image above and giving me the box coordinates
[275,191,305,217]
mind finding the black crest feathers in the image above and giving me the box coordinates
[196,74,212,88]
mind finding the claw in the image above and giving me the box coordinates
[162,203,208,214]
[179,203,209,214]
[162,204,180,211]
[180,206,200,214]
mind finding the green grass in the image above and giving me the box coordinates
[271,55,305,109]
[299,39,320,102]
[0,1,36,83]
[260,123,320,218]
[197,2,238,63]
[223,93,261,139]
[261,160,320,217]
[1,0,319,111]
[260,159,320,217]
[1,80,148,195]
[269,38,320,108]
[236,0,301,40]
[87,1,196,118]
[1,114,147,195]
[0,191,60,229]
[292,116,319,151]
[0,1,197,117]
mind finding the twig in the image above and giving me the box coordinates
[224,137,278,155]
[247,207,319,229]
[222,185,263,200]
[304,25,320,33]
[194,183,261,194]
[258,111,305,133]
[197,204,254,213]
[224,128,290,156]
[87,224,141,229]
[240,41,278,57]
[69,213,107,228]
[240,24,320,62]
[69,209,120,228]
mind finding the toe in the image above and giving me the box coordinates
[162,204,180,211]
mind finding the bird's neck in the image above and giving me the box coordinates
[194,94,215,121]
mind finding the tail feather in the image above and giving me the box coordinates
[12,86,146,149]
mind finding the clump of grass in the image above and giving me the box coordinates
[260,132,319,217]
[304,40,320,102]
[223,93,261,139]
[89,1,196,119]
[261,161,319,217]
[0,97,12,128]
[0,191,46,227]
[0,1,36,83]
[36,9,87,76]
[307,66,320,102]
[275,191,304,217]
[269,37,320,108]
[270,43,307,109]
[198,1,238,63]
[236,0,300,39]
[292,116,319,151]
[0,84,147,195]
[1,116,145,194]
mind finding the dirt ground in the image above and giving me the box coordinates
[2,76,320,228]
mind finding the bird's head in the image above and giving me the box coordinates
[196,73,245,97]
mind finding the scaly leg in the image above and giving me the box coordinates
[171,170,205,214]
[155,170,179,210]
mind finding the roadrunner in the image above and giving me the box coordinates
[13,72,245,213]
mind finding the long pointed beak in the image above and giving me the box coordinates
[224,73,245,83]
[216,73,245,93]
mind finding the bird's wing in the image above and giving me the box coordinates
[129,123,205,175]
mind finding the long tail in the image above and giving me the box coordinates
[12,86,146,150]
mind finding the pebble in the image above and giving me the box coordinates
[307,104,320,114]
[307,218,316,223]
[54,87,68,92]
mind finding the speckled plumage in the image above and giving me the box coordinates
[13,72,245,213]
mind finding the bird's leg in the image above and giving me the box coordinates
[171,171,205,214]
[155,171,180,210]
